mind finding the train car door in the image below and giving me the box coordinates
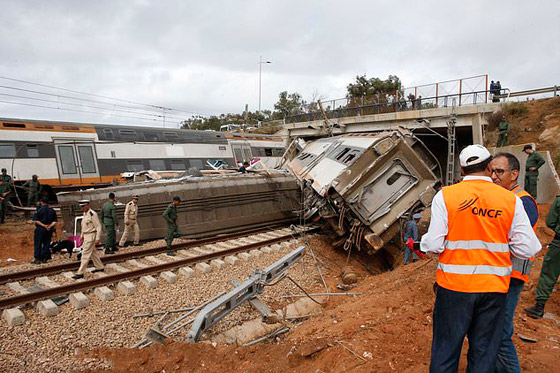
[54,139,101,184]
[230,141,253,165]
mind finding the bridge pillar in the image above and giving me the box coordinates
[471,113,485,145]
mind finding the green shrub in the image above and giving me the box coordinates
[503,102,529,117]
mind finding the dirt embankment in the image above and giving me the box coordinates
[87,209,560,372]
[486,96,560,172]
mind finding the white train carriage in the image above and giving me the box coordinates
[226,132,286,169]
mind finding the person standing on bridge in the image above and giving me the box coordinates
[73,200,104,279]
[523,145,545,199]
[491,152,539,372]
[119,195,140,247]
[525,195,560,319]
[420,144,541,372]
[163,196,182,256]
[100,192,118,254]
[496,115,510,148]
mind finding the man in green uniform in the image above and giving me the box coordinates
[0,179,9,224]
[523,145,545,199]
[100,192,118,254]
[163,196,182,256]
[525,195,560,319]
[23,174,42,207]
[496,116,509,147]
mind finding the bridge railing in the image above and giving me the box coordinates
[281,85,559,124]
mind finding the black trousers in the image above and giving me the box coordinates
[430,286,507,373]
[33,227,53,261]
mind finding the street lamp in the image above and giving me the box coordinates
[257,56,271,128]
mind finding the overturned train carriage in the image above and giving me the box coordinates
[284,130,441,269]
[57,173,301,241]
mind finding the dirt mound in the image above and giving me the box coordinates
[87,212,560,372]
[486,96,560,172]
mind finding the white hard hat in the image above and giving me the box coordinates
[459,145,491,167]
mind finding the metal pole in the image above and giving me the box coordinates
[258,55,262,128]
[435,83,439,108]
[459,79,463,106]
[485,74,488,103]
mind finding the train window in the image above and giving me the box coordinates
[273,148,285,156]
[163,132,179,141]
[119,129,137,140]
[0,144,16,158]
[170,160,185,170]
[336,148,350,161]
[78,146,97,173]
[264,148,273,156]
[26,144,39,157]
[189,159,203,170]
[143,132,159,141]
[61,126,79,131]
[149,159,166,171]
[297,153,312,161]
[34,124,55,129]
[387,172,402,186]
[126,160,144,172]
[3,122,26,128]
[58,146,77,174]
[103,128,114,139]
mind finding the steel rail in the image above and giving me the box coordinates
[0,227,319,310]
[0,221,295,285]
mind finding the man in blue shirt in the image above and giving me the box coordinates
[403,213,421,265]
[31,196,57,264]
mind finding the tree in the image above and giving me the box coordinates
[346,74,402,105]
[273,91,305,119]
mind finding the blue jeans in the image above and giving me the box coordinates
[430,286,506,373]
[495,279,523,373]
[404,246,419,265]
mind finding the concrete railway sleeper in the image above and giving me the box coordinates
[0,223,294,285]
[0,226,319,315]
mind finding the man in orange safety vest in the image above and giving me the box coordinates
[421,145,541,372]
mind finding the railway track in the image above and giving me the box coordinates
[0,225,318,311]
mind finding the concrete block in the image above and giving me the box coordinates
[237,252,251,261]
[144,256,166,265]
[7,282,29,295]
[3,308,25,326]
[224,256,239,266]
[62,271,79,280]
[69,292,90,309]
[140,275,158,289]
[260,246,272,254]
[126,259,147,268]
[105,263,129,273]
[36,300,58,317]
[249,249,262,257]
[210,259,226,270]
[159,271,178,284]
[36,276,58,289]
[178,266,195,278]
[195,262,212,274]
[270,244,282,252]
[117,281,136,295]
[177,249,191,257]
[94,286,114,301]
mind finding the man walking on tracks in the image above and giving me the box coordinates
[421,144,541,372]
[119,195,140,247]
[31,196,57,264]
[525,194,560,319]
[100,192,118,254]
[491,152,539,372]
[73,200,104,279]
[163,196,182,256]
[496,116,510,148]
[523,145,545,199]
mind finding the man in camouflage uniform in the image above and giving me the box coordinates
[163,196,182,256]
[496,116,509,147]
[525,195,560,319]
[100,192,118,254]
[523,145,545,199]
[0,179,9,224]
[23,174,42,207]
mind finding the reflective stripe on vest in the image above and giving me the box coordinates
[438,179,516,293]
[437,262,512,276]
[510,185,538,282]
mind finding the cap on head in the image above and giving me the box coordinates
[523,144,533,151]
[133,195,139,199]
[41,196,49,203]
[109,192,115,199]
[459,145,492,167]
[412,213,422,220]
[78,199,90,206]
[173,196,181,202]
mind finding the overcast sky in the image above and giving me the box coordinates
[0,0,558,128]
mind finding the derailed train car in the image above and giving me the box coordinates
[57,173,301,241]
[284,130,441,269]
